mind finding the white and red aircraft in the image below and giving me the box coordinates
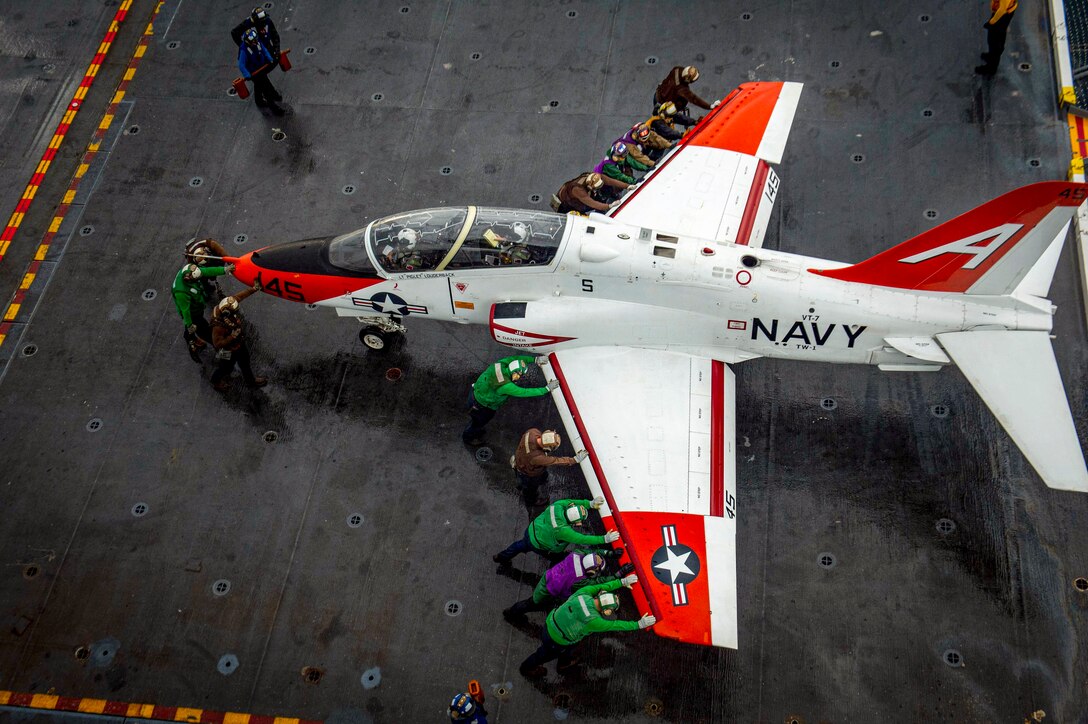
[227,82,1088,650]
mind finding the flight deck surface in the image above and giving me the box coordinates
[0,2,1087,722]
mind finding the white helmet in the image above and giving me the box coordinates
[596,591,621,614]
[580,553,605,578]
[216,296,240,315]
[511,222,529,242]
[397,228,420,247]
[565,504,588,525]
[540,430,561,450]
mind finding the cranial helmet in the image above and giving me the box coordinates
[252,7,268,22]
[681,65,700,82]
[504,244,532,264]
[448,693,476,719]
[635,125,651,142]
[610,141,628,160]
[185,238,215,265]
[182,263,202,281]
[216,296,240,316]
[657,101,677,117]
[596,590,621,614]
[511,221,529,241]
[540,430,561,450]
[565,504,589,525]
[507,358,528,380]
[585,172,604,189]
[243,27,259,43]
[581,552,605,578]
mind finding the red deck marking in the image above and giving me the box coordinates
[103,700,128,715]
[549,353,664,621]
[0,1,164,349]
[0,1,133,268]
[0,689,321,723]
[709,360,725,517]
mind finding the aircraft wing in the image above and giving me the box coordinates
[541,346,739,648]
[609,81,802,249]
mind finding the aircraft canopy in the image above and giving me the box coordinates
[328,206,568,275]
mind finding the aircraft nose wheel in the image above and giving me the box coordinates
[360,326,390,351]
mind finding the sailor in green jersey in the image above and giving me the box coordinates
[172,261,233,361]
[493,497,620,566]
[503,551,637,620]
[518,577,656,677]
[462,355,557,445]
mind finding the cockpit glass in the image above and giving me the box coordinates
[332,206,568,275]
[368,207,469,273]
[444,208,566,270]
[326,228,373,273]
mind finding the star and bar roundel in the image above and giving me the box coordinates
[351,291,428,316]
[650,524,702,606]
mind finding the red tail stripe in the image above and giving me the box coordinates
[549,353,663,621]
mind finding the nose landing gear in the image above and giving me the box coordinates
[357,315,406,352]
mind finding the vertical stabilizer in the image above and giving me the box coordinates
[812,183,1087,294]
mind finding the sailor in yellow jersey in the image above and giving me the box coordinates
[976,0,1018,75]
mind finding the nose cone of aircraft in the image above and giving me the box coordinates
[226,237,381,304]
[229,251,259,287]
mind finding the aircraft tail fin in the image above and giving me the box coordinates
[811,182,1086,295]
[936,330,1088,492]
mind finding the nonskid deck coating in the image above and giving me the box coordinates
[0,1,1086,722]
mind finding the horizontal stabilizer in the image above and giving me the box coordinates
[936,331,1088,492]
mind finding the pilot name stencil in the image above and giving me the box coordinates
[751,317,866,348]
